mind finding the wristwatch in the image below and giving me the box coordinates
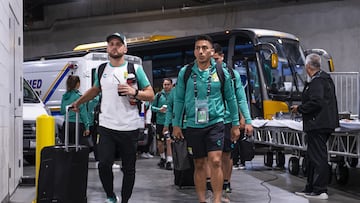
[134,89,139,98]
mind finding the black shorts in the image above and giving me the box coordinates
[223,123,235,153]
[156,124,173,141]
[184,122,224,159]
[156,124,164,141]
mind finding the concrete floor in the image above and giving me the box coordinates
[10,155,360,203]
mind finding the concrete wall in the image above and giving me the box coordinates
[24,0,360,72]
[0,0,23,202]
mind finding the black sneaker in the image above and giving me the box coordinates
[206,181,213,191]
[157,158,166,168]
[225,183,232,193]
[165,162,173,170]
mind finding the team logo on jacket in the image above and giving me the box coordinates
[212,72,219,82]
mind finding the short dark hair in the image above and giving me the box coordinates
[195,35,213,47]
[213,43,223,54]
[163,78,173,84]
[66,75,80,92]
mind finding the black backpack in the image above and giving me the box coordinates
[151,91,164,124]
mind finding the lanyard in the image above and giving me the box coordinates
[193,72,212,99]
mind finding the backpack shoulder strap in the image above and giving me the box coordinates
[127,62,135,74]
[183,62,195,91]
[127,62,142,114]
[154,91,162,106]
[216,62,225,94]
[97,63,107,87]
[215,62,226,106]
[96,63,107,113]
[228,67,235,80]
[227,67,237,91]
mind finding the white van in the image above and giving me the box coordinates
[23,79,49,164]
[23,52,142,131]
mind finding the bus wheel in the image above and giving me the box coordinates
[264,152,273,167]
[276,151,285,168]
[335,163,349,185]
[288,157,299,176]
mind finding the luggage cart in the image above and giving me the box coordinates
[252,119,360,185]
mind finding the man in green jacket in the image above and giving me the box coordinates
[213,43,253,202]
[172,35,240,203]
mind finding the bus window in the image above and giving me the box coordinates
[234,58,263,118]
[258,37,306,93]
[234,35,255,58]
[259,50,274,88]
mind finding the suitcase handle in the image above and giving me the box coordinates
[65,105,80,152]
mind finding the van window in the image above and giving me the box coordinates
[24,80,41,103]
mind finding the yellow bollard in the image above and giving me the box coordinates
[33,114,55,203]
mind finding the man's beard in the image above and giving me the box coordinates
[109,52,123,59]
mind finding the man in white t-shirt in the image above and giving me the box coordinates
[73,33,154,203]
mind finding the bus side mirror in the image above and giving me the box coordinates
[328,58,335,72]
[271,53,278,69]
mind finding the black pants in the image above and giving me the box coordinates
[60,122,85,144]
[90,125,98,160]
[305,130,330,194]
[97,126,138,203]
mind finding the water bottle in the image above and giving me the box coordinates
[127,73,138,105]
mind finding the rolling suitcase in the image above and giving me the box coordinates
[37,106,89,203]
[172,140,194,188]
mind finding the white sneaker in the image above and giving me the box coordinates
[112,163,121,169]
[295,191,310,196]
[221,191,231,203]
[140,152,150,159]
[205,190,213,203]
[145,152,154,158]
[238,163,246,170]
[304,192,328,200]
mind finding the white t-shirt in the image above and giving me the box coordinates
[95,62,150,131]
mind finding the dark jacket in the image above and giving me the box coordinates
[298,71,339,132]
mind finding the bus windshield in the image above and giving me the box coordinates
[258,37,306,94]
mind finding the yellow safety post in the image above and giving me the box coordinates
[32,114,55,203]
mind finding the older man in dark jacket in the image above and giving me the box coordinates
[291,53,339,200]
